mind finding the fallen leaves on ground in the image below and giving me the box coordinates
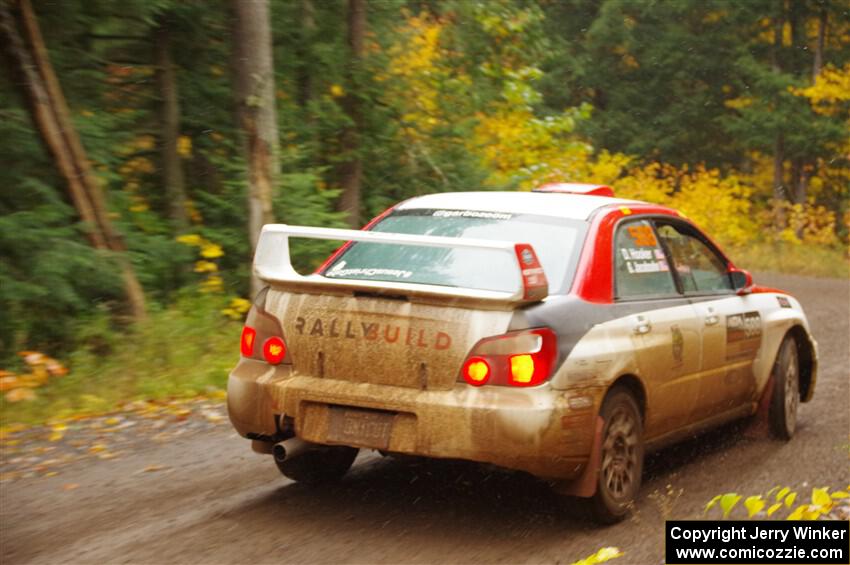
[0,396,228,482]
[142,464,168,473]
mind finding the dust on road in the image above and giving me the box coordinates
[1,273,848,564]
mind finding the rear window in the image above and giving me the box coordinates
[322,208,586,294]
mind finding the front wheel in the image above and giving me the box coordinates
[590,387,644,524]
[768,336,799,440]
[276,445,359,485]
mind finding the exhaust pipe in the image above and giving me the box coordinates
[273,437,309,463]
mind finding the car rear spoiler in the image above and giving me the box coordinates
[253,224,548,307]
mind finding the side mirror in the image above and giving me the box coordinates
[729,268,752,295]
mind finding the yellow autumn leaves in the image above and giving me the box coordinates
[221,297,251,321]
[175,234,251,320]
[570,547,624,565]
[176,233,225,293]
[706,485,850,520]
[382,12,467,155]
[384,11,843,250]
[793,63,850,117]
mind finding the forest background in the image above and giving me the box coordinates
[1,0,848,424]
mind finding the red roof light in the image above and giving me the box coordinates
[533,183,614,197]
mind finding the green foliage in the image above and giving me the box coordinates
[0,289,237,425]
[275,169,348,273]
[0,94,124,364]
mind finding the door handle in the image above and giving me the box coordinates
[633,317,652,335]
[705,314,720,326]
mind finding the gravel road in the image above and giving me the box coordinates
[1,273,848,564]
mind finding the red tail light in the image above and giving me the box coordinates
[262,336,287,365]
[462,357,491,386]
[239,288,290,365]
[241,326,257,357]
[457,328,557,388]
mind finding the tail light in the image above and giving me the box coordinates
[458,328,557,387]
[462,357,491,386]
[262,336,287,364]
[240,326,257,357]
[239,288,290,365]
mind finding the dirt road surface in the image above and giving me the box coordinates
[2,273,848,564]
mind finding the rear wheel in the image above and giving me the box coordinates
[768,336,799,440]
[590,388,644,524]
[275,445,359,485]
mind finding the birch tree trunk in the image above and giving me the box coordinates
[231,0,280,295]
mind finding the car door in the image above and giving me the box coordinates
[654,220,759,422]
[611,218,702,438]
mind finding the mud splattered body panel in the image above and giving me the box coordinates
[270,291,509,391]
[228,290,590,479]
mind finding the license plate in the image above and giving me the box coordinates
[327,407,395,449]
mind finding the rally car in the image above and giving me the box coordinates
[227,184,817,523]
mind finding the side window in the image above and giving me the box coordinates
[655,223,732,294]
[614,219,678,299]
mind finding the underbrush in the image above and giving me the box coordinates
[725,242,849,279]
[0,291,239,427]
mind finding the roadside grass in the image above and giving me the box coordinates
[726,242,849,279]
[0,291,239,427]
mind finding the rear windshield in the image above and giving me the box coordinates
[322,209,586,294]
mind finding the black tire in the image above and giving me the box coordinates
[276,445,359,485]
[590,387,644,524]
[768,336,799,440]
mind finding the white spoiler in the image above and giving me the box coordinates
[253,224,548,305]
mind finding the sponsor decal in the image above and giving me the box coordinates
[325,261,414,279]
[293,316,452,350]
[626,225,658,246]
[777,296,792,308]
[671,325,684,365]
[520,248,534,266]
[431,209,512,220]
[619,247,670,274]
[726,311,762,361]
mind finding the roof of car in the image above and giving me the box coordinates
[396,191,641,221]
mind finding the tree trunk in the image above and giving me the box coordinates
[337,0,366,228]
[1,0,146,319]
[296,0,315,109]
[813,5,827,80]
[794,166,811,206]
[153,15,189,231]
[231,0,280,296]
[771,5,786,230]
[788,0,805,77]
[791,159,812,240]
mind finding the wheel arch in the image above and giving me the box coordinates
[787,325,816,403]
[604,373,647,422]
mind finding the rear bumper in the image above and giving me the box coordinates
[227,358,594,480]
